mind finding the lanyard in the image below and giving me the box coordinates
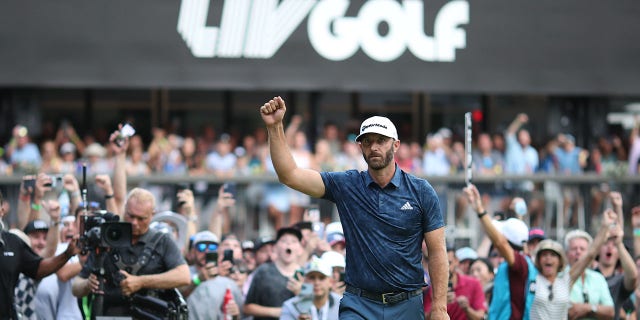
[581,273,589,303]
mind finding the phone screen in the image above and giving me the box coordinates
[223,249,234,263]
[206,252,218,265]
[294,283,314,314]
[222,183,236,197]
[24,179,36,190]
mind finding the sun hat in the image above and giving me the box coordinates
[534,239,567,272]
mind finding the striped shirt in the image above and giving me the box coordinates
[530,272,572,320]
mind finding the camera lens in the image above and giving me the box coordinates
[107,227,122,241]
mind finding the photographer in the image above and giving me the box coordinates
[71,188,190,317]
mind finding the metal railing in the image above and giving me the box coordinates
[1,173,638,243]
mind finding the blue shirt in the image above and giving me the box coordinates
[554,146,583,174]
[10,143,42,167]
[504,134,538,175]
[320,166,444,293]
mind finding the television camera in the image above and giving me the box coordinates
[79,210,132,254]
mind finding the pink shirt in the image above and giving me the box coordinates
[424,272,487,319]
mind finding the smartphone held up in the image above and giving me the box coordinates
[115,123,136,147]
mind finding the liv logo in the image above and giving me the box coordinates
[177,0,469,62]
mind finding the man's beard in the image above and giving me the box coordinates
[364,147,394,170]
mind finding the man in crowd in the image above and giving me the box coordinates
[594,221,638,319]
[187,231,243,320]
[281,256,341,320]
[72,188,190,317]
[243,227,304,320]
[504,113,538,194]
[181,230,219,298]
[15,197,62,320]
[425,246,486,319]
[564,229,615,319]
[454,247,478,275]
[35,208,84,320]
[6,125,42,172]
[464,184,533,320]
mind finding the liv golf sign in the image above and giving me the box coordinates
[177,0,469,62]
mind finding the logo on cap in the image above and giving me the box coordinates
[354,116,398,142]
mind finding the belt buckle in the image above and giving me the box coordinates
[381,292,394,304]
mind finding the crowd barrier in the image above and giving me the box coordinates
[1,174,638,245]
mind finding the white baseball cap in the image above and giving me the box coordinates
[304,256,333,278]
[492,218,529,248]
[321,250,346,269]
[455,247,478,262]
[325,221,343,237]
[355,116,398,142]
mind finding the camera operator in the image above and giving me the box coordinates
[71,188,190,317]
[0,191,80,320]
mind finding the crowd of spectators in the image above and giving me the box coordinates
[2,114,638,179]
[1,113,639,234]
[1,112,640,319]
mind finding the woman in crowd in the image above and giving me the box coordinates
[529,209,614,320]
[469,258,495,304]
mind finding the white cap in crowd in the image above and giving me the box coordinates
[321,250,346,269]
[455,247,478,262]
[492,218,529,248]
[305,256,333,278]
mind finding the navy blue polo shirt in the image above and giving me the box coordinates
[320,166,443,293]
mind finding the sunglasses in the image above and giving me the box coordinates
[196,242,218,252]
[79,201,100,209]
[548,284,554,301]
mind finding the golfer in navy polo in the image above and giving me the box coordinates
[259,97,449,320]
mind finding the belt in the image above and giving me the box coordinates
[345,285,422,305]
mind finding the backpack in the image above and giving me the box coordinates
[488,254,538,320]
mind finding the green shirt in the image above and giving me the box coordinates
[569,268,614,320]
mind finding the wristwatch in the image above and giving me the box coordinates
[590,304,597,315]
